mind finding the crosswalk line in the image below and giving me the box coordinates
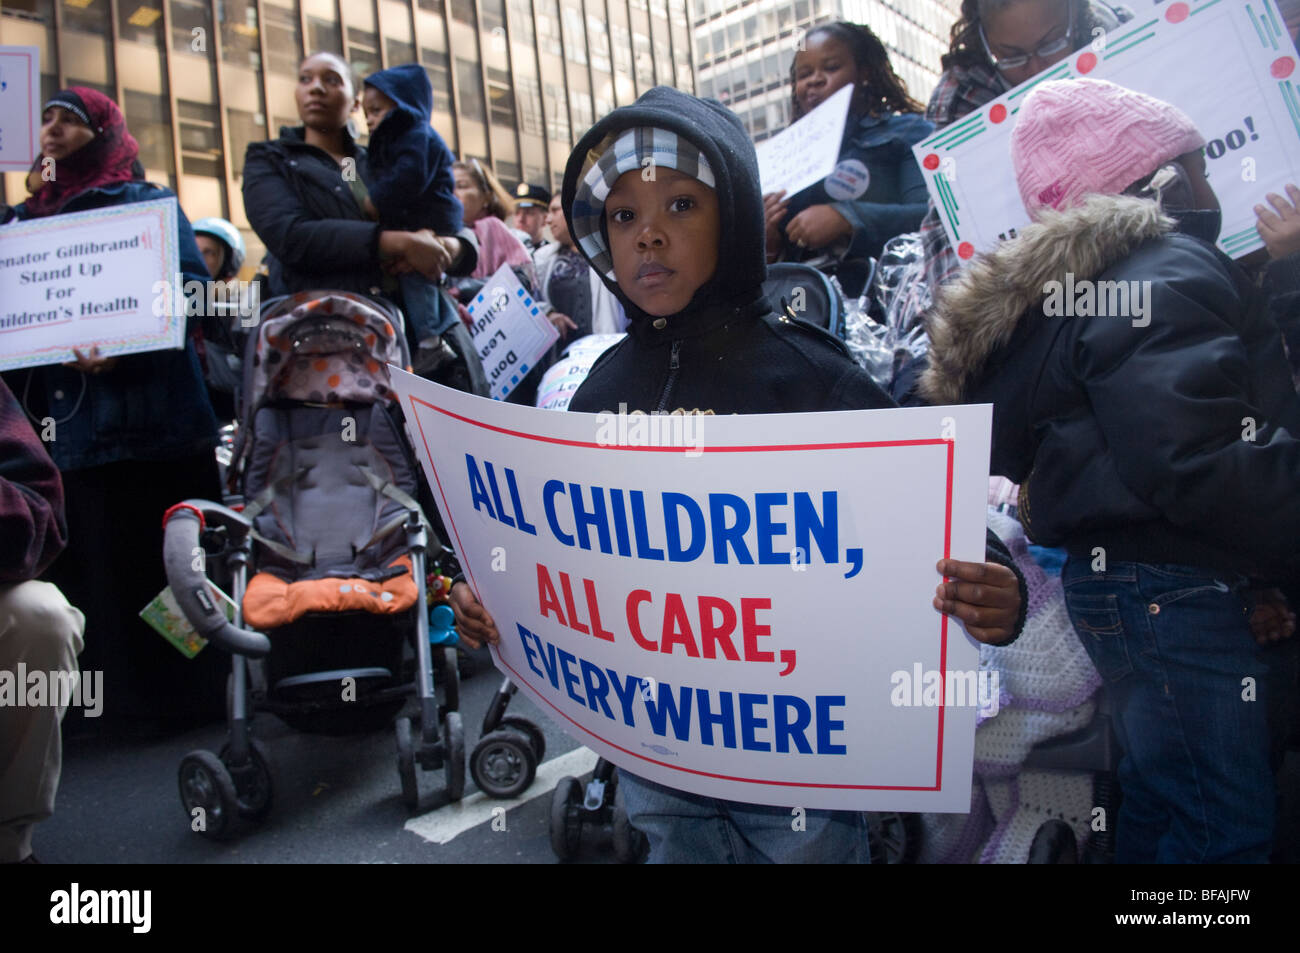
[404,746,600,845]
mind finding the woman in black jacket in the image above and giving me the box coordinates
[242,53,479,343]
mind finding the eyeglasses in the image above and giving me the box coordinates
[979,1,1073,73]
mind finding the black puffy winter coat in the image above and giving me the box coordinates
[242,126,477,299]
[922,195,1300,583]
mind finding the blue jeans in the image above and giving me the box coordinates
[1060,558,1273,863]
[398,273,457,342]
[618,771,870,864]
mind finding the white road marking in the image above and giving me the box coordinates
[404,746,600,845]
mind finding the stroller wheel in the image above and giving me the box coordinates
[219,739,274,822]
[499,716,546,762]
[1028,819,1079,864]
[179,750,239,840]
[470,730,538,799]
[443,710,466,802]
[395,716,420,811]
[440,647,460,714]
[866,812,921,864]
[550,776,584,861]
[611,803,648,864]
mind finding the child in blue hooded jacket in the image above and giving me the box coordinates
[362,64,463,367]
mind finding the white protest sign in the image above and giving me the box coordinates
[756,83,853,198]
[534,333,625,410]
[467,263,559,400]
[391,370,994,812]
[0,46,40,173]
[1,197,184,371]
[914,0,1300,262]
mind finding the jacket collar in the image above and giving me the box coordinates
[625,287,768,346]
[920,195,1175,406]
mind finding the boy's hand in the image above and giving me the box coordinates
[1249,588,1296,646]
[1254,183,1300,260]
[934,558,1021,645]
[785,204,851,250]
[449,581,500,649]
[404,230,452,281]
[763,190,789,259]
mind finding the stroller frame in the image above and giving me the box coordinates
[165,291,465,839]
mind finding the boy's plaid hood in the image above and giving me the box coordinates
[561,86,767,331]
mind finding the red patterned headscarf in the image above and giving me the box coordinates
[24,87,142,218]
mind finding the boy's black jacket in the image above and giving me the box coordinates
[561,86,1027,640]
[364,64,462,235]
[922,195,1300,583]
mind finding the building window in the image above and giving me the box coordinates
[387,37,416,68]
[507,0,535,45]
[480,0,506,34]
[226,107,265,178]
[497,159,520,184]
[124,88,175,177]
[544,82,569,142]
[306,16,342,56]
[264,1,304,76]
[422,48,453,113]
[450,0,476,26]
[536,0,563,57]
[178,99,223,177]
[516,74,544,136]
[119,2,164,45]
[220,0,261,67]
[486,66,517,127]
[561,5,586,66]
[347,27,380,78]
[456,57,486,121]
[588,15,611,74]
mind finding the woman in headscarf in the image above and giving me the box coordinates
[2,87,226,727]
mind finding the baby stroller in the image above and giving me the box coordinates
[162,290,464,839]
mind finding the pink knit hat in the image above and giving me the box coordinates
[1010,79,1205,216]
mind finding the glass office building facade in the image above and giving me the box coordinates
[692,0,960,141]
[0,0,696,273]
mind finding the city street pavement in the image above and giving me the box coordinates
[38,647,621,864]
[33,644,1300,864]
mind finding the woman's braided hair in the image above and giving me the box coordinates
[789,21,924,121]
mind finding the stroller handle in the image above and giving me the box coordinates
[162,503,271,658]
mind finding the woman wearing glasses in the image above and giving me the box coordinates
[894,0,1134,337]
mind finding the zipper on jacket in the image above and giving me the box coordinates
[656,340,681,413]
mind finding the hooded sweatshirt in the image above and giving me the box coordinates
[363,64,462,235]
[563,87,894,417]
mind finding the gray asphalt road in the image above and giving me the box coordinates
[38,647,622,864]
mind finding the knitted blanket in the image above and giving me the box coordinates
[916,508,1103,863]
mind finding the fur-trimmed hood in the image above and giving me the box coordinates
[920,195,1175,406]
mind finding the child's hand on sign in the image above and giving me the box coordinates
[1254,183,1300,260]
[933,559,1022,646]
[450,581,500,649]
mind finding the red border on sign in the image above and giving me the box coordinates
[409,396,958,793]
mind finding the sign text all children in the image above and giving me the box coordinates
[391,371,993,812]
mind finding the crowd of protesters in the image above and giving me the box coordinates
[3,0,1300,865]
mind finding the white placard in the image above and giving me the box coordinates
[914,0,1300,262]
[467,263,560,400]
[756,83,854,198]
[0,46,40,173]
[534,333,625,410]
[1,197,185,371]
[391,370,994,812]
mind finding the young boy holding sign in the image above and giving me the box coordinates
[450,86,1026,863]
